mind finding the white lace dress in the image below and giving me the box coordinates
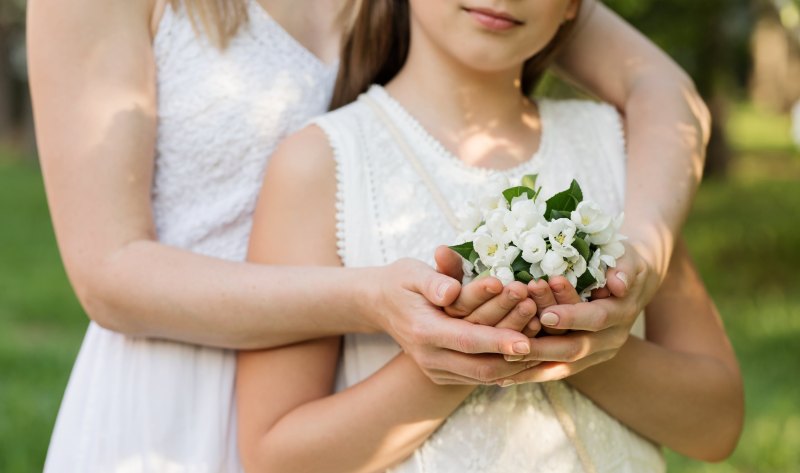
[43,1,337,471]
[315,85,666,473]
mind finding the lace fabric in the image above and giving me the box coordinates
[314,85,665,473]
[44,2,337,471]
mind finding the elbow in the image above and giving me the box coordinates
[70,261,144,336]
[681,372,745,463]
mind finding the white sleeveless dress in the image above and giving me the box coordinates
[43,2,337,472]
[314,85,666,473]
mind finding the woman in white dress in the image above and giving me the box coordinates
[236,1,743,471]
[28,0,718,471]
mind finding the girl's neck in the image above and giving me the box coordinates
[385,31,542,170]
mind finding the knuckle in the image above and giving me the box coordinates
[564,343,583,363]
[475,364,495,383]
[593,308,610,330]
[445,304,468,318]
[455,332,476,353]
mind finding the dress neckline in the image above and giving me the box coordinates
[366,85,550,177]
[248,0,339,71]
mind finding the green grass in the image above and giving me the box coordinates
[1,102,799,471]
[0,152,88,471]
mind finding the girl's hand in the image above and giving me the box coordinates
[494,246,658,384]
[534,243,659,332]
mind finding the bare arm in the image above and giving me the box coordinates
[27,0,533,370]
[237,127,477,473]
[557,0,710,283]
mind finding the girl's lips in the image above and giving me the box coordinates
[464,7,524,31]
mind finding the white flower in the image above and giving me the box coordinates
[508,198,546,243]
[517,230,547,264]
[462,257,476,278]
[564,254,588,287]
[599,239,626,268]
[485,208,515,245]
[541,250,568,276]
[547,219,579,257]
[529,263,545,280]
[490,266,515,286]
[478,175,512,213]
[587,250,608,288]
[571,201,612,234]
[457,202,483,233]
[474,233,520,268]
[587,213,624,246]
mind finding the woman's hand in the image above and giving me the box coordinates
[370,257,545,385]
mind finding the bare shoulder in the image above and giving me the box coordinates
[266,125,336,190]
[250,125,340,265]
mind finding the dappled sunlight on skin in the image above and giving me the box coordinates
[416,86,545,171]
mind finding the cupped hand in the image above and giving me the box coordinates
[373,257,541,385]
[494,244,659,385]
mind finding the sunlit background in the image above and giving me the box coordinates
[1,0,799,471]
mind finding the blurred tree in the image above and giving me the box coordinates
[603,0,754,177]
[751,0,800,112]
[0,0,30,149]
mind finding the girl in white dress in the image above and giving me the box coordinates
[29,0,724,471]
[237,1,743,472]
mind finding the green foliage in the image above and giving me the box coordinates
[602,0,753,94]
[502,186,536,205]
[545,179,583,219]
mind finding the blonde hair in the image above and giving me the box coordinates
[168,0,248,48]
[171,0,359,49]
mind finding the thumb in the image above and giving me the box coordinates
[435,245,464,281]
[606,259,632,298]
[413,261,461,307]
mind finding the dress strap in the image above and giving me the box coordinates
[360,94,462,230]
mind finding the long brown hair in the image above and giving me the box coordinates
[330,0,583,110]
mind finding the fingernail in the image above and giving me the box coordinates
[499,379,516,387]
[541,312,559,326]
[505,355,525,362]
[509,291,521,301]
[512,341,530,355]
[486,284,501,295]
[617,272,629,289]
[437,282,452,299]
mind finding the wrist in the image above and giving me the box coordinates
[349,266,387,334]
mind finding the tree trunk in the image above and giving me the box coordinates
[0,24,13,142]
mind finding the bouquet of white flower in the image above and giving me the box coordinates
[449,175,626,300]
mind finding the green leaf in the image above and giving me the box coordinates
[511,253,529,272]
[575,270,597,294]
[573,237,591,260]
[521,174,539,191]
[515,271,533,283]
[545,180,584,218]
[448,242,474,260]
[468,250,480,265]
[550,210,572,220]
[503,186,536,205]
